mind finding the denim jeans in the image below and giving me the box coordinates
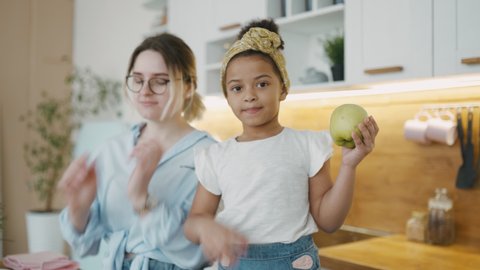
[218,235,321,270]
[122,257,188,270]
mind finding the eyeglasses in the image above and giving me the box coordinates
[125,75,170,95]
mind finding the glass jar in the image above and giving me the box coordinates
[426,188,455,245]
[406,211,426,242]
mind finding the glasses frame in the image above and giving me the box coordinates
[125,75,172,95]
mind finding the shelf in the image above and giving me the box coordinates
[278,4,344,34]
[203,1,345,96]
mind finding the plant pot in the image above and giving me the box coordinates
[25,211,65,254]
[331,64,344,81]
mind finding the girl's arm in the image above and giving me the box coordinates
[184,184,248,265]
[308,160,355,232]
[309,116,379,232]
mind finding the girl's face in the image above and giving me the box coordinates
[225,54,287,130]
[127,50,178,121]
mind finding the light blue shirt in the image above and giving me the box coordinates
[60,123,215,270]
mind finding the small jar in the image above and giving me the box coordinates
[426,188,455,245]
[406,211,427,242]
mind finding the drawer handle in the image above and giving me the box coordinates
[364,66,403,75]
[461,57,480,65]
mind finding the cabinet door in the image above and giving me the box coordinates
[346,0,433,84]
[434,0,480,76]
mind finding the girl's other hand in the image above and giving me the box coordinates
[200,222,248,267]
[341,115,379,167]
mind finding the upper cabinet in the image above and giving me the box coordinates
[433,0,480,76]
[169,0,480,96]
[346,0,433,84]
[346,0,480,85]
[204,0,345,95]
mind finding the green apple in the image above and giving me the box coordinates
[330,104,368,148]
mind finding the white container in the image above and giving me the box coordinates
[25,211,65,254]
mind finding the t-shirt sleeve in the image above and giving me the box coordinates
[307,130,334,177]
[194,145,221,195]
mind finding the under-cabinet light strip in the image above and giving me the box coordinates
[421,103,480,110]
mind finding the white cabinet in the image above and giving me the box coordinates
[434,0,480,76]
[204,0,345,95]
[346,0,433,84]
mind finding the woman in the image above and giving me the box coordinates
[58,33,215,270]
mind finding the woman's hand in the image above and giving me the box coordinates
[341,116,379,168]
[128,138,163,212]
[199,222,248,267]
[57,154,97,232]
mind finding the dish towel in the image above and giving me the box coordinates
[3,251,79,270]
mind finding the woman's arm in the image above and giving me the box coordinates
[57,155,98,232]
[59,200,105,257]
[58,155,106,257]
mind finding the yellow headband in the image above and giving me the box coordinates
[221,27,290,96]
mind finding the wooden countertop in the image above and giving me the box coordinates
[318,234,480,270]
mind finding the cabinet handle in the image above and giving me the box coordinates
[461,57,480,65]
[364,66,403,75]
[219,23,241,31]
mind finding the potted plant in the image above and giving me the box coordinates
[20,68,122,253]
[323,35,344,81]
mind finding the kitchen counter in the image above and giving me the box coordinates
[318,234,480,270]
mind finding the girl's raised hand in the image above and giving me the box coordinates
[341,116,379,167]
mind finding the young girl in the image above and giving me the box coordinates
[184,19,379,269]
[58,33,215,270]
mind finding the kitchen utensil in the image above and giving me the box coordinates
[456,109,477,189]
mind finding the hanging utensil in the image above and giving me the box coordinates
[456,108,477,189]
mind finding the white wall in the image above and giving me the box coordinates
[73,0,158,79]
[168,0,215,94]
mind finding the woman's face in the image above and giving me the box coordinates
[127,49,178,121]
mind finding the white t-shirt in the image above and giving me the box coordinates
[194,128,333,244]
